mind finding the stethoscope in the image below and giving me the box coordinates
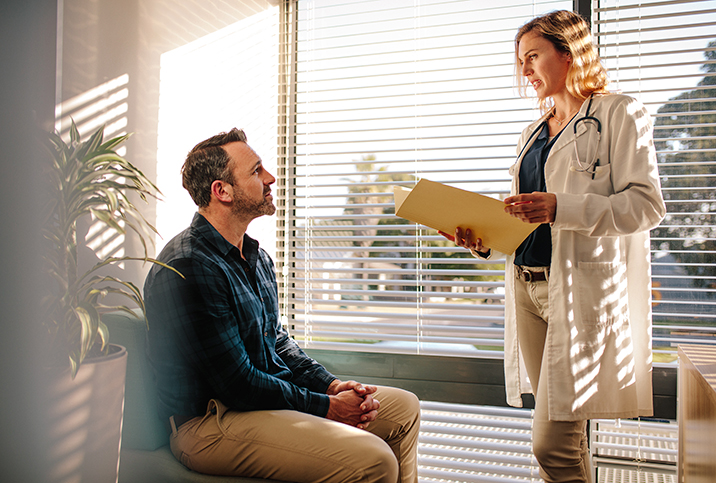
[515,95,602,178]
[572,95,602,178]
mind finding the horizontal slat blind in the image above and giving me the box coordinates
[278,0,571,357]
[418,402,678,482]
[418,401,541,482]
[418,402,678,483]
[595,0,716,361]
[273,3,693,482]
[590,418,678,482]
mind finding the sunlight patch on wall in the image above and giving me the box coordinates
[156,7,280,257]
[55,74,131,263]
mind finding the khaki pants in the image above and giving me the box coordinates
[169,386,420,483]
[514,270,593,483]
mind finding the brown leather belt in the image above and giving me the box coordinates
[517,266,549,283]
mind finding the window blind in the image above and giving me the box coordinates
[418,402,678,483]
[271,2,695,482]
[419,401,540,482]
[590,418,678,482]
[277,0,572,357]
[277,0,716,360]
[594,0,716,361]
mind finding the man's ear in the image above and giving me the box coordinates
[210,179,233,204]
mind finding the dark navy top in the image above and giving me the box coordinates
[514,121,561,267]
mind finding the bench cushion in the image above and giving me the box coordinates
[104,311,287,482]
[119,446,285,483]
[103,310,167,451]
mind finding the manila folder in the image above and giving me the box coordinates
[393,179,538,255]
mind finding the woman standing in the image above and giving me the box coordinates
[441,10,666,483]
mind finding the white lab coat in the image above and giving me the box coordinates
[502,93,666,420]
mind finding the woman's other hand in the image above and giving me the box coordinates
[504,192,556,224]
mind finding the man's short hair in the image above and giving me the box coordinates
[181,128,248,208]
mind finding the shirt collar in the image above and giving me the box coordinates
[190,212,259,263]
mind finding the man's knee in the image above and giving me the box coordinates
[400,389,421,435]
[402,389,421,417]
[360,440,400,483]
[380,386,421,423]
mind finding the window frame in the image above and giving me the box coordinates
[275,0,716,420]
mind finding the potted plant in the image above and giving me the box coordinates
[40,120,173,482]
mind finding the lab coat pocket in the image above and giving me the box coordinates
[576,261,624,326]
[567,162,613,196]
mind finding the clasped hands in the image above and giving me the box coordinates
[325,379,380,430]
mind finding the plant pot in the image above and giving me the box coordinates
[42,344,128,483]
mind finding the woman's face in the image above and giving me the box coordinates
[517,30,571,100]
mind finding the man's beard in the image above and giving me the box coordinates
[231,185,276,218]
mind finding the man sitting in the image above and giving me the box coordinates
[144,128,421,483]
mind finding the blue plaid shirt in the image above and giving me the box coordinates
[144,213,335,421]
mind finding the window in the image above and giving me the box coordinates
[277,0,716,361]
[277,0,573,358]
[595,0,716,361]
[274,3,708,480]
[156,7,281,256]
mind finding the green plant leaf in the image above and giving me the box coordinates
[42,121,176,376]
[69,121,81,144]
[99,132,131,152]
[97,320,109,351]
[73,303,99,364]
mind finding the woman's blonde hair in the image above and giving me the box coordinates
[515,10,608,113]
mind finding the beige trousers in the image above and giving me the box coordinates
[169,386,420,483]
[514,270,593,483]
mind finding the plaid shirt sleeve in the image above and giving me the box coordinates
[145,221,332,419]
[275,327,337,391]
